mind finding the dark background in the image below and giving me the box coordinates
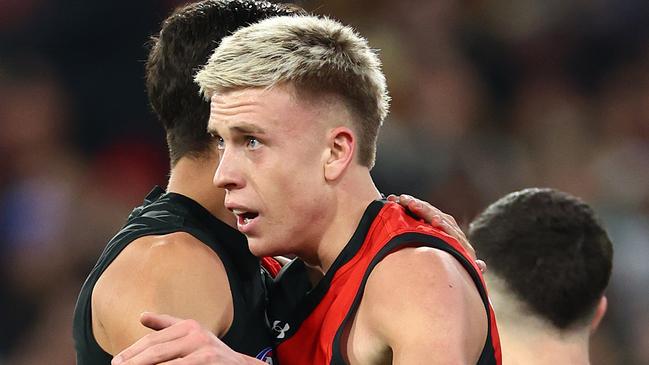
[1,0,647,363]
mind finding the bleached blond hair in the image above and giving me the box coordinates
[195,15,390,168]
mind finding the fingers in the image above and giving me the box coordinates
[140,312,183,331]
[390,194,478,261]
[389,194,485,269]
[155,351,265,365]
[112,318,199,365]
[116,327,262,365]
[437,219,476,258]
[156,355,204,365]
[116,338,188,365]
[388,194,420,213]
[116,331,201,365]
[399,194,457,228]
[476,259,487,273]
[400,195,419,212]
[394,194,453,229]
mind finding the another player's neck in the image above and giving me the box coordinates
[499,325,591,365]
[302,168,382,274]
[167,155,235,228]
[489,282,592,365]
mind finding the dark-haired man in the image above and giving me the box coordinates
[73,2,301,364]
[73,2,471,365]
[468,188,613,365]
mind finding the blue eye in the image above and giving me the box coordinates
[246,137,262,150]
[209,133,225,150]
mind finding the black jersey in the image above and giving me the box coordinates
[73,186,275,364]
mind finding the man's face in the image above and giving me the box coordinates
[208,85,332,257]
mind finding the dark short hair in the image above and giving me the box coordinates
[145,0,302,166]
[468,188,613,329]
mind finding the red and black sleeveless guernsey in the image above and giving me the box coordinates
[267,200,501,365]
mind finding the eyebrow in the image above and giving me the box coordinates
[207,125,219,136]
[208,121,266,136]
[231,122,266,135]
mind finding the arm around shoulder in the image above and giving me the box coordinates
[362,247,487,365]
[91,232,233,355]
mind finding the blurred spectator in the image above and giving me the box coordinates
[0,2,169,363]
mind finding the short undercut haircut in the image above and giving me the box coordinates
[468,188,613,329]
[195,15,390,168]
[145,0,301,167]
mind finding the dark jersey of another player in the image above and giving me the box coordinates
[267,200,502,365]
[73,186,276,364]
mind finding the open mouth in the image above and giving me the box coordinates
[233,210,259,227]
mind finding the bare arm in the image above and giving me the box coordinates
[92,232,233,355]
[360,247,487,364]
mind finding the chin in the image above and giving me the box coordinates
[247,238,278,258]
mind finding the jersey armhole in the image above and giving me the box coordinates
[330,232,500,365]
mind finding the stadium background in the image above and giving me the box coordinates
[1,0,648,363]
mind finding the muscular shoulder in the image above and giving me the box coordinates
[361,247,477,328]
[371,247,472,293]
[92,232,233,354]
[359,247,487,364]
[95,232,228,298]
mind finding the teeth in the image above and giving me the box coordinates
[243,217,250,224]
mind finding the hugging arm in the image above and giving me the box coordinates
[388,194,485,272]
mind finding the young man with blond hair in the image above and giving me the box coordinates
[198,15,499,364]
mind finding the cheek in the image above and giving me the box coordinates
[264,163,325,222]
[289,161,326,200]
[275,145,325,191]
[256,141,326,217]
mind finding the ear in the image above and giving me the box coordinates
[590,296,607,334]
[324,126,355,181]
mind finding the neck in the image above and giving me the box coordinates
[488,279,592,365]
[167,155,235,228]
[303,166,382,273]
[499,325,591,365]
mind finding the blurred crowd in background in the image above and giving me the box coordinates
[0,0,647,364]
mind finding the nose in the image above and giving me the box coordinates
[213,148,245,191]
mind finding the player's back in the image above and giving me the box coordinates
[73,186,275,364]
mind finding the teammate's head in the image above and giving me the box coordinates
[197,16,389,258]
[196,15,390,168]
[468,188,613,332]
[145,0,301,167]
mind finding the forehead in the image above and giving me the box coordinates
[208,86,304,132]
